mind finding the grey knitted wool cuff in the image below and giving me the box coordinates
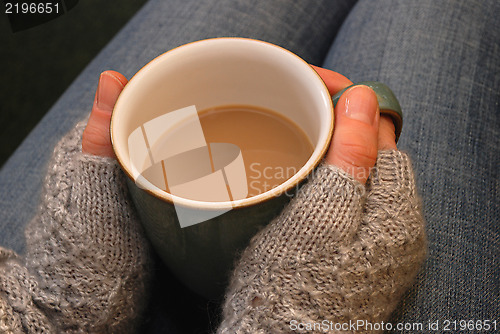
[21,123,152,333]
[242,161,367,265]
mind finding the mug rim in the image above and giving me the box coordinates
[111,37,334,210]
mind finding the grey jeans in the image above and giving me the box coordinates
[0,0,498,332]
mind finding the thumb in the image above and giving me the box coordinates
[82,71,127,158]
[325,85,380,184]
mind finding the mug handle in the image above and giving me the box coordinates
[331,81,403,143]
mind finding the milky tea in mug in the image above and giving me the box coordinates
[143,103,314,200]
[197,104,313,198]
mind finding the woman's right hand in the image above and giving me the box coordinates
[82,70,128,158]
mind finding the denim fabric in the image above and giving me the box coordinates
[0,0,498,332]
[323,0,500,328]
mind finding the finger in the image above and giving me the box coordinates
[378,115,397,150]
[310,65,353,95]
[82,71,127,158]
[326,85,380,184]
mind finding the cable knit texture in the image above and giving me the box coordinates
[0,123,152,333]
[218,150,427,334]
[0,122,426,333]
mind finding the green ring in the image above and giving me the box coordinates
[331,81,403,143]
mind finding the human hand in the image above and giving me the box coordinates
[312,65,397,184]
[221,71,420,333]
[82,70,128,158]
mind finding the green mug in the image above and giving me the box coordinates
[111,38,335,299]
[332,81,403,142]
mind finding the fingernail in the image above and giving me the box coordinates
[96,72,125,111]
[344,85,378,125]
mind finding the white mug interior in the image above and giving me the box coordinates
[111,38,333,210]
